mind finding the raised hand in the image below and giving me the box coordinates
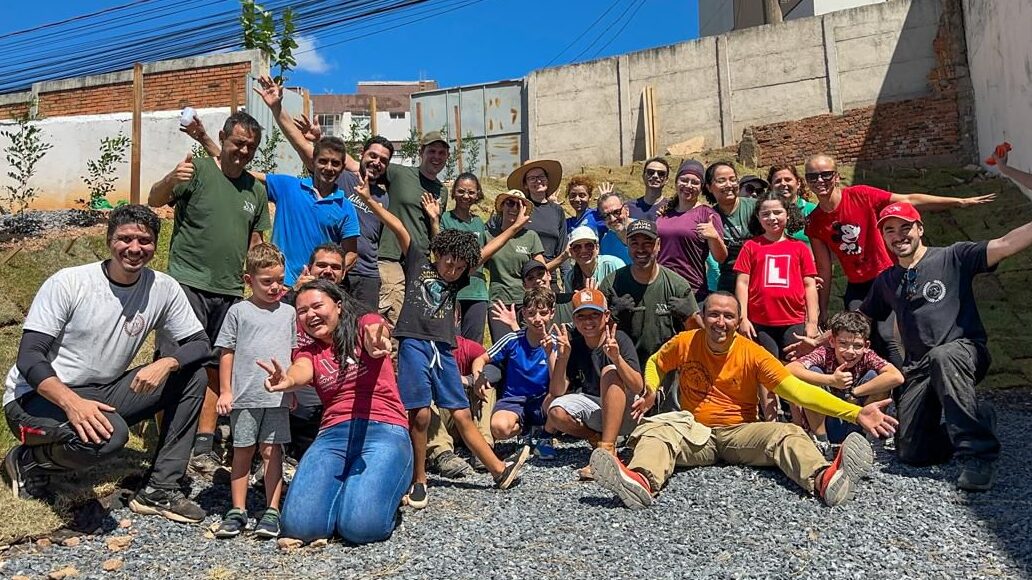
[597,181,615,196]
[258,358,290,392]
[253,74,284,108]
[784,332,821,360]
[491,300,519,331]
[962,193,996,206]
[365,323,392,358]
[831,363,853,389]
[610,293,641,316]
[549,323,571,359]
[171,153,194,185]
[421,191,441,222]
[294,265,315,290]
[179,115,207,141]
[856,399,898,439]
[293,114,322,142]
[355,173,372,201]
[513,203,532,229]
[601,322,621,362]
[738,318,757,340]
[696,214,720,240]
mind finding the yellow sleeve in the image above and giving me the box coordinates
[644,333,688,392]
[773,375,860,423]
[644,352,666,393]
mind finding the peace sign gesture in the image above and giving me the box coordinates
[364,322,393,358]
[601,321,621,362]
[355,173,372,202]
[257,358,292,392]
[545,323,571,360]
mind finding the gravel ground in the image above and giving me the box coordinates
[0,210,104,242]
[2,404,1030,580]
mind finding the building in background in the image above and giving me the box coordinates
[311,80,437,151]
[699,0,889,36]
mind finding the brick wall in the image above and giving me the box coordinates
[35,62,250,118]
[0,102,29,121]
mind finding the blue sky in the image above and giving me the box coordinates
[2,0,700,94]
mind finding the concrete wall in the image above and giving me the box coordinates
[528,0,958,170]
[962,0,1032,176]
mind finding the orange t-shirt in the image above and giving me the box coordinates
[654,330,790,427]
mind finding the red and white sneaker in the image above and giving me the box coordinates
[589,448,653,509]
[816,432,874,506]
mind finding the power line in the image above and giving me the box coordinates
[568,0,643,64]
[587,0,647,60]
[542,0,622,68]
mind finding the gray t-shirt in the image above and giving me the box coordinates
[214,300,297,408]
[4,262,204,406]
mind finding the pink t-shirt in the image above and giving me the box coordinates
[292,313,408,430]
[804,185,894,284]
[734,236,817,326]
[656,205,722,292]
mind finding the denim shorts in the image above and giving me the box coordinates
[397,338,469,410]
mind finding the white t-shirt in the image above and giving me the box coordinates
[3,262,203,406]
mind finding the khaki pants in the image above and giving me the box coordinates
[626,412,828,494]
[426,386,497,460]
[377,260,405,325]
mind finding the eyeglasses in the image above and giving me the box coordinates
[645,169,668,178]
[902,268,919,300]
[570,242,597,251]
[455,188,479,196]
[805,170,837,182]
[502,199,522,208]
[742,184,765,195]
[525,174,549,183]
[601,208,624,219]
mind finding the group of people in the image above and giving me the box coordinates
[4,72,1030,544]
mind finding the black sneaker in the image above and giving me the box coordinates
[494,445,531,490]
[405,482,429,509]
[129,486,206,524]
[3,445,50,501]
[957,458,997,491]
[188,451,224,476]
[214,508,248,538]
[429,450,473,479]
[254,507,281,539]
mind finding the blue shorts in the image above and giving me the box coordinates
[493,395,547,429]
[397,338,469,410]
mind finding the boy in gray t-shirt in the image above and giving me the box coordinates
[213,244,296,539]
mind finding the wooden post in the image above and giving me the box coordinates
[302,88,311,119]
[229,78,240,114]
[130,63,143,204]
[454,105,463,173]
[370,96,378,136]
[415,102,424,136]
[641,86,658,160]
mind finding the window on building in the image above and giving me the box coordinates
[316,114,339,137]
[389,112,406,119]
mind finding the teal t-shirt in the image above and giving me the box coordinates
[441,209,489,302]
[716,196,757,292]
[790,197,817,245]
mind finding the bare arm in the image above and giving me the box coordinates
[481,208,532,263]
[785,361,837,387]
[803,276,820,337]
[987,220,1032,267]
[890,192,996,211]
[811,237,833,325]
[998,162,1032,190]
[341,237,358,273]
[355,175,410,255]
[148,153,194,207]
[260,357,315,393]
[249,231,264,249]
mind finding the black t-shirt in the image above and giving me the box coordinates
[527,200,569,262]
[600,265,698,365]
[394,252,465,346]
[861,241,994,364]
[565,327,640,397]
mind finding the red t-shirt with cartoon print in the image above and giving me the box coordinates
[734,236,818,326]
[804,185,894,284]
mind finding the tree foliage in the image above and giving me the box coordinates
[1,102,53,215]
[81,132,131,209]
[240,1,297,85]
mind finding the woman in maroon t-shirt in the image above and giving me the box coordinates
[263,279,412,544]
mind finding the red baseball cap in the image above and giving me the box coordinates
[877,202,922,228]
[572,288,607,313]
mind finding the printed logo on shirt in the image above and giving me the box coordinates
[123,313,146,336]
[831,222,862,255]
[514,244,530,254]
[678,361,714,398]
[348,194,373,214]
[921,280,947,303]
[763,255,792,288]
[242,200,257,215]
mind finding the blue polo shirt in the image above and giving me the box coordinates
[265,174,360,285]
[566,208,607,237]
[487,330,549,399]
[600,230,631,264]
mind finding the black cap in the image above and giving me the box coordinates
[521,260,547,278]
[625,219,658,240]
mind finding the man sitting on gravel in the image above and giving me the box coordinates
[3,205,210,523]
[589,292,898,509]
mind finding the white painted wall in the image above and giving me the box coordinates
[963,0,1032,177]
[813,0,887,15]
[0,107,304,210]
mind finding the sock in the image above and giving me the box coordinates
[193,433,214,456]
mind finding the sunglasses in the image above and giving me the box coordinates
[570,242,597,251]
[742,184,765,194]
[902,268,919,300]
[645,169,668,178]
[502,199,523,208]
[805,170,837,182]
[601,208,624,219]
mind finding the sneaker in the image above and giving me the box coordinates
[405,482,429,509]
[470,454,488,473]
[3,445,51,501]
[282,455,298,485]
[493,445,531,490]
[429,450,473,479]
[129,486,206,524]
[532,433,557,461]
[214,508,248,538]
[811,435,834,461]
[816,432,874,507]
[254,507,282,539]
[589,448,653,509]
[188,451,224,476]
[957,457,996,492]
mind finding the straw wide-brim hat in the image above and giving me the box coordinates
[506,159,563,197]
[494,189,533,213]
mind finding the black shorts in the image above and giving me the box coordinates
[178,284,239,366]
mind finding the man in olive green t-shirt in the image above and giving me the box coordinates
[148,111,270,471]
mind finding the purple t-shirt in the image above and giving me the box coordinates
[656,206,722,292]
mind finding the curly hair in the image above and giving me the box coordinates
[766,163,812,202]
[431,229,482,271]
[296,279,371,366]
[703,161,737,205]
[566,174,596,198]
[747,192,806,237]
[829,311,872,340]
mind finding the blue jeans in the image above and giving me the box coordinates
[281,419,413,544]
[809,365,878,444]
